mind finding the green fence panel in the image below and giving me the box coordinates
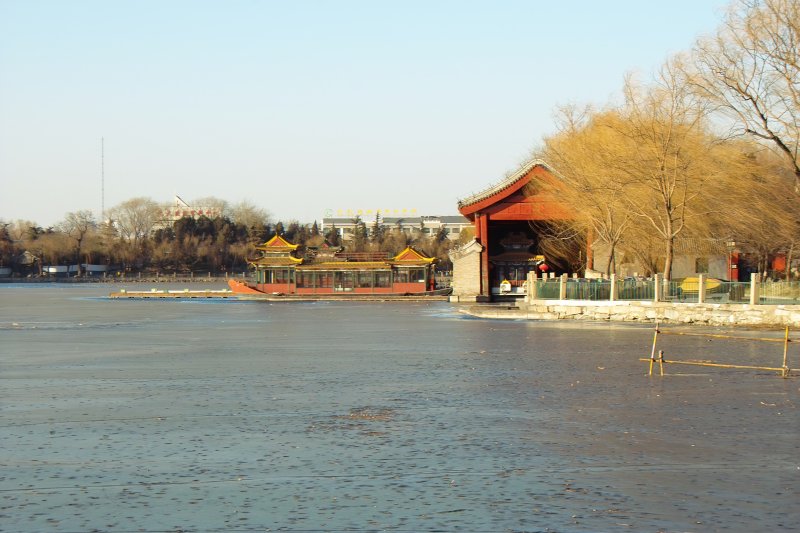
[617,279,654,301]
[759,281,800,305]
[533,280,561,299]
[565,280,611,300]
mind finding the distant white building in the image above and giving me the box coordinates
[322,215,471,241]
[160,195,223,223]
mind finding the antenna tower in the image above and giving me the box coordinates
[101,137,105,221]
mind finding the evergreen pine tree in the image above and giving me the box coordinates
[325,224,341,246]
[370,213,385,246]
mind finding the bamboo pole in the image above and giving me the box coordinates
[782,326,790,378]
[649,322,660,376]
[655,331,795,343]
[639,357,785,373]
[642,325,794,377]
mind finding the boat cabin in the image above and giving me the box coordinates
[248,235,436,294]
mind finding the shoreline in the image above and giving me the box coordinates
[0,276,241,285]
[458,299,800,329]
[109,288,450,302]
[8,279,800,327]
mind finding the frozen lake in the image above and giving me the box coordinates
[1,283,798,532]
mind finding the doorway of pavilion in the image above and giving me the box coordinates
[487,222,540,294]
[486,221,582,293]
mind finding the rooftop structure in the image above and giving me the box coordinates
[160,195,223,222]
[452,160,575,301]
[322,215,471,241]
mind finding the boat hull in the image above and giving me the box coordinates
[227,279,451,298]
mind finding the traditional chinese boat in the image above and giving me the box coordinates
[228,235,450,298]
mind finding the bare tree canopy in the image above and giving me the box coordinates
[538,61,737,279]
[723,146,800,274]
[59,210,97,272]
[107,197,162,246]
[690,0,800,182]
[191,196,230,217]
[59,210,96,241]
[230,200,271,229]
[539,105,632,275]
[6,220,40,242]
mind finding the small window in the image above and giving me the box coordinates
[296,271,311,288]
[274,269,290,284]
[375,271,391,287]
[317,272,333,288]
[695,257,709,274]
[335,271,354,289]
[356,271,373,288]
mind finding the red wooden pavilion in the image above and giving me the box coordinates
[455,160,583,299]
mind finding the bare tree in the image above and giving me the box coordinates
[722,145,800,277]
[191,196,229,218]
[37,232,70,270]
[230,200,270,226]
[7,220,39,243]
[538,60,746,279]
[0,221,16,267]
[59,210,96,275]
[230,200,272,244]
[538,105,633,275]
[108,197,162,248]
[691,0,800,183]
[607,62,729,279]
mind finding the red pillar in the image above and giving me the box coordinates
[480,213,490,296]
[730,252,739,281]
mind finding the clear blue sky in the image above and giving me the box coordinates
[0,0,727,227]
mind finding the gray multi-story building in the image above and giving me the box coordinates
[321,215,471,241]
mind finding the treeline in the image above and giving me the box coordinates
[0,198,266,275]
[0,198,460,276]
[530,0,800,279]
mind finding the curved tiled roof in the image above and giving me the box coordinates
[257,234,299,250]
[299,261,391,271]
[457,158,551,209]
[250,257,303,266]
[392,246,435,264]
